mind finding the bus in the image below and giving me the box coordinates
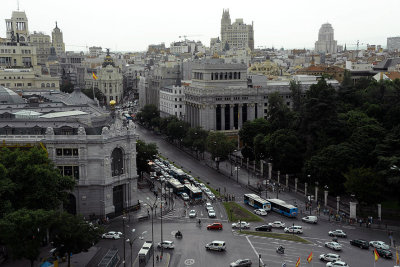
[243,194,271,211]
[268,198,298,217]
[167,178,185,195]
[184,184,202,200]
[173,169,187,183]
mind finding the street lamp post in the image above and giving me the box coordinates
[122,216,126,267]
[146,197,160,267]
[236,165,240,183]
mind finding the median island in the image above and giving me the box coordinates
[239,230,311,244]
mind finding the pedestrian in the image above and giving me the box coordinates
[156,255,159,262]
[160,254,163,261]
[359,219,362,227]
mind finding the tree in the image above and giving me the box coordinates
[166,120,189,144]
[136,140,158,177]
[136,105,159,128]
[0,148,75,216]
[206,132,236,170]
[183,127,208,157]
[344,167,382,205]
[0,209,53,267]
[50,212,103,267]
[289,80,303,113]
[267,92,295,131]
[82,88,105,104]
[239,118,270,148]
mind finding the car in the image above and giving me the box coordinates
[350,239,369,249]
[205,240,226,251]
[302,215,318,224]
[319,253,341,262]
[374,248,393,259]
[207,223,223,230]
[254,209,268,216]
[181,193,189,201]
[325,241,342,251]
[102,231,121,239]
[284,225,303,234]
[326,261,349,267]
[199,183,206,190]
[230,258,252,267]
[369,241,390,250]
[328,230,347,238]
[205,202,213,211]
[255,225,272,232]
[208,209,216,218]
[189,210,197,218]
[207,192,216,200]
[203,188,211,194]
[232,221,250,229]
[157,241,174,249]
[268,221,285,228]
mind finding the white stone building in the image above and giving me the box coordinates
[220,9,254,51]
[314,23,337,54]
[29,32,51,65]
[387,37,400,52]
[159,85,185,119]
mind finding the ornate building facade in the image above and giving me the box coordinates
[314,23,337,54]
[220,9,254,51]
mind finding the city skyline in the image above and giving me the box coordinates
[1,0,399,52]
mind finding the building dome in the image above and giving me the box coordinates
[102,48,115,67]
[0,86,25,104]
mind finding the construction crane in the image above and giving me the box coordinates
[348,40,365,60]
[178,35,202,41]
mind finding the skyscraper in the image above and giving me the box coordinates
[220,9,254,51]
[314,23,337,54]
[52,22,65,55]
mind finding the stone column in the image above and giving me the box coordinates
[268,163,272,181]
[324,190,328,207]
[230,104,234,130]
[238,104,243,129]
[336,196,340,214]
[350,202,357,219]
[305,182,308,196]
[260,160,264,177]
[221,104,225,130]
[315,185,319,203]
[295,178,298,192]
[285,174,289,188]
[248,103,255,121]
[277,171,280,184]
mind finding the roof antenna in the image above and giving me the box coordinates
[17,0,20,11]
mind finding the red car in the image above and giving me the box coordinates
[207,223,223,230]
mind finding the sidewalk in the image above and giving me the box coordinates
[131,252,170,267]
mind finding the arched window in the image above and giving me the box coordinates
[51,83,55,87]
[220,72,223,80]
[211,73,214,80]
[46,83,50,87]
[111,148,124,176]
[41,83,45,88]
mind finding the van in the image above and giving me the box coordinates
[205,240,226,251]
[302,215,318,224]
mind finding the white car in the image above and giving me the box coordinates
[325,241,342,251]
[207,192,216,200]
[326,261,349,267]
[199,183,206,190]
[181,193,189,201]
[328,229,347,238]
[369,241,390,250]
[254,209,268,216]
[102,231,121,239]
[157,241,174,249]
[284,225,303,234]
[302,215,318,224]
[268,221,285,228]
[319,253,341,262]
[189,210,197,218]
[205,203,213,211]
[232,221,250,229]
[203,188,211,194]
[208,209,216,218]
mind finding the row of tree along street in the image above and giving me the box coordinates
[136,74,400,216]
[0,148,103,267]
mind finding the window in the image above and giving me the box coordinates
[73,149,79,156]
[63,166,73,176]
[56,148,63,156]
[111,148,124,176]
[63,148,72,156]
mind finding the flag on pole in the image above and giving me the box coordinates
[374,248,379,262]
[295,257,301,267]
[396,249,399,264]
[307,252,313,263]
[92,72,98,80]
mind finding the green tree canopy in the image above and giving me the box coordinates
[136,140,158,176]
[136,104,159,127]
[206,132,236,170]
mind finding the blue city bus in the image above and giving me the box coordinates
[167,178,185,195]
[243,194,271,211]
[184,184,202,200]
[268,198,298,217]
[123,113,132,120]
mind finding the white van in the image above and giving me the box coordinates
[205,240,226,251]
[302,215,318,224]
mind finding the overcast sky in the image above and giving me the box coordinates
[1,0,399,52]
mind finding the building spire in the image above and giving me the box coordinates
[17,0,19,11]
[55,21,58,29]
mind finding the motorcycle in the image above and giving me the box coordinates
[175,231,183,239]
[276,246,285,254]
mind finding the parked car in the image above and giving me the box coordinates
[208,209,216,218]
[374,248,393,259]
[284,225,303,234]
[207,192,216,200]
[302,215,318,224]
[157,241,174,249]
[350,239,369,249]
[207,223,223,230]
[268,221,285,228]
[325,241,342,251]
[102,231,121,239]
[232,221,250,229]
[369,241,390,250]
[189,210,197,218]
[205,202,213,211]
[255,225,272,232]
[181,193,189,201]
[326,261,349,267]
[230,258,252,267]
[319,253,341,262]
[205,240,226,251]
[254,209,268,216]
[328,230,347,238]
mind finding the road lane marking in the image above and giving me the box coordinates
[246,236,264,266]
